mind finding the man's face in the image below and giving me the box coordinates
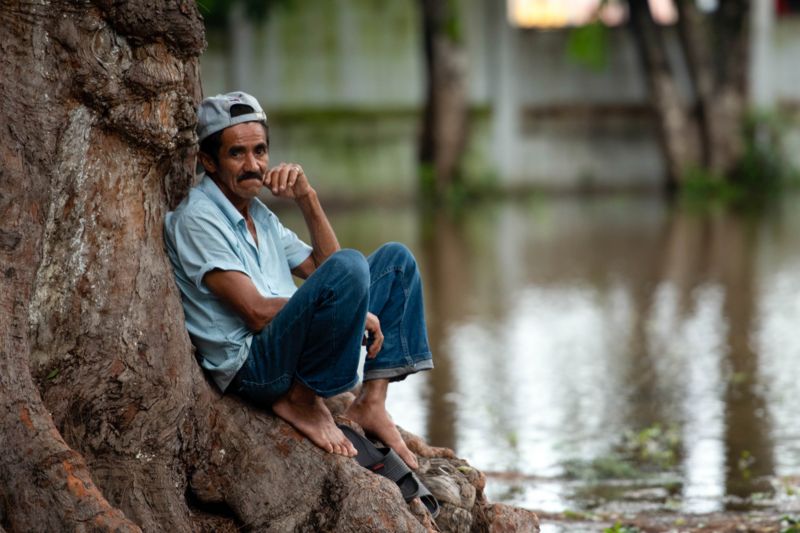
[201,121,269,207]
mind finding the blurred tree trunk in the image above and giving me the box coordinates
[418,0,469,199]
[628,0,702,189]
[628,0,750,188]
[676,0,749,177]
[0,3,537,531]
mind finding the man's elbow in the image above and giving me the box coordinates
[244,316,268,332]
[241,297,286,332]
[241,306,270,332]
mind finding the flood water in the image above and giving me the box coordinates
[275,194,800,522]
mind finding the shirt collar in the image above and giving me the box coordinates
[197,173,248,227]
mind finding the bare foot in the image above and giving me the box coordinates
[272,381,357,458]
[344,379,419,469]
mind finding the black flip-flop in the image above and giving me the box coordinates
[338,424,440,518]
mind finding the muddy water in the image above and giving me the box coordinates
[273,194,800,523]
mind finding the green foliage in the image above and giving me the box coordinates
[418,162,437,200]
[782,478,798,497]
[444,180,472,209]
[681,111,799,208]
[563,423,681,481]
[781,515,800,533]
[46,368,60,381]
[604,522,641,533]
[563,455,641,481]
[681,166,741,205]
[620,424,681,470]
[567,21,609,70]
[737,450,756,481]
[729,371,749,387]
[732,111,799,193]
[196,0,293,29]
[563,509,595,521]
[444,0,463,43]
[417,163,474,209]
[506,430,519,448]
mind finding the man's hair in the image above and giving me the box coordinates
[198,104,269,165]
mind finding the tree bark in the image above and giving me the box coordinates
[418,0,469,199]
[708,0,750,176]
[0,1,204,530]
[628,0,701,189]
[629,0,750,186]
[0,3,537,532]
[675,0,749,177]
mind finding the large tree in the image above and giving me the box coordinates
[0,2,537,531]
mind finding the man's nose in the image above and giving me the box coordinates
[243,151,259,171]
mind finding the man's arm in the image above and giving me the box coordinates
[265,163,339,279]
[204,269,288,331]
[292,188,339,279]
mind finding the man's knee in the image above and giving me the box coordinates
[375,242,417,270]
[325,249,369,288]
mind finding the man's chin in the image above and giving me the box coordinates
[235,181,263,198]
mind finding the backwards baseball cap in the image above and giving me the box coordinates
[196,91,268,142]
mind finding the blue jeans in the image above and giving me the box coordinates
[230,242,433,406]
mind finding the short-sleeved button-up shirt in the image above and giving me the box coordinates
[164,175,312,391]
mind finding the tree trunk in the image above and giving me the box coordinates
[707,0,750,176]
[675,0,718,171]
[418,0,469,199]
[675,0,749,177]
[630,0,750,186]
[0,3,537,532]
[628,0,701,189]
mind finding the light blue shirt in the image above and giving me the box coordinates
[164,175,312,391]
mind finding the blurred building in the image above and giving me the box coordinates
[200,0,800,200]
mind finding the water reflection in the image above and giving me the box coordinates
[271,195,800,514]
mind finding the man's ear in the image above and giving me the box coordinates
[197,151,217,174]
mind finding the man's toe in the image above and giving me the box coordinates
[330,441,342,455]
[345,440,357,457]
[336,434,355,457]
[404,453,419,469]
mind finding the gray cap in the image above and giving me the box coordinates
[197,91,268,142]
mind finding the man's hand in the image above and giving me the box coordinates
[264,162,313,200]
[364,312,384,359]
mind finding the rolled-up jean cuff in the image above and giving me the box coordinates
[297,373,361,399]
[363,357,434,382]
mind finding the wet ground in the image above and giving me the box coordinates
[273,193,800,532]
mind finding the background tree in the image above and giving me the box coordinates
[418,0,470,200]
[0,2,537,531]
[627,0,750,189]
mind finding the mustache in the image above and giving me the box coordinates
[237,171,263,182]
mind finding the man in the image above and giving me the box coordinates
[164,91,433,468]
